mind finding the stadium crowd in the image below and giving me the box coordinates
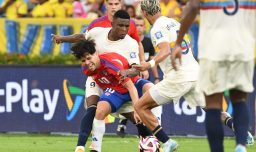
[0,0,186,20]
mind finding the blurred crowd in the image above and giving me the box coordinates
[0,0,188,20]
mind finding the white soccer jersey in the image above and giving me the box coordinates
[151,16,199,82]
[199,0,256,61]
[84,27,140,65]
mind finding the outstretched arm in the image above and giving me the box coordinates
[171,0,200,70]
[51,33,85,44]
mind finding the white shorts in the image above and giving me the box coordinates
[85,76,103,98]
[149,79,205,108]
[199,59,254,95]
[111,101,134,118]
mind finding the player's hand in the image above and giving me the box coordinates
[51,34,62,44]
[118,70,128,82]
[133,62,150,72]
[140,70,149,80]
[171,44,182,71]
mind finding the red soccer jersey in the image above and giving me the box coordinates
[86,15,140,43]
[83,52,139,94]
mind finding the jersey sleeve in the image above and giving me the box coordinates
[107,59,131,85]
[151,21,179,47]
[128,20,140,43]
[151,27,170,46]
[84,27,101,40]
[126,40,140,65]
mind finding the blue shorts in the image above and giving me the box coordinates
[99,78,151,112]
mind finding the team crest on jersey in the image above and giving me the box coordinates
[130,52,136,58]
[155,31,163,39]
[105,92,111,96]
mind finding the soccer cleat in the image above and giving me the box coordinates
[162,139,179,152]
[75,146,84,152]
[90,150,98,152]
[234,144,247,152]
[116,124,127,138]
[246,131,255,146]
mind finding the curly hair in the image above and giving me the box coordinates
[140,0,161,16]
[70,39,96,59]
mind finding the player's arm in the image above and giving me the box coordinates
[176,0,199,46]
[149,55,160,84]
[118,67,140,78]
[171,0,199,70]
[123,80,139,106]
[51,33,85,44]
[133,41,170,71]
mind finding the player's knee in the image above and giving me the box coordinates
[95,102,111,120]
[86,95,100,108]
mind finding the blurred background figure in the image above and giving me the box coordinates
[85,0,104,19]
[0,0,28,19]
[125,4,136,19]
[160,0,182,20]
[28,0,54,17]
[73,0,87,18]
[52,0,73,18]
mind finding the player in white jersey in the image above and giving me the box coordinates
[171,0,256,152]
[52,10,162,152]
[125,0,204,152]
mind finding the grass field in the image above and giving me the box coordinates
[0,134,255,152]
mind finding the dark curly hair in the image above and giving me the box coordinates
[70,39,96,59]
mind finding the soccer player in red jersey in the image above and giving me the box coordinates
[71,39,153,152]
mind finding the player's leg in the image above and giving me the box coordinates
[75,77,102,152]
[134,91,178,152]
[198,60,227,152]
[230,90,249,147]
[121,112,153,137]
[91,100,112,152]
[116,118,128,138]
[91,89,131,152]
[229,60,254,151]
[204,93,224,152]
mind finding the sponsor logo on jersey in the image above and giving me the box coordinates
[155,31,163,39]
[130,52,136,58]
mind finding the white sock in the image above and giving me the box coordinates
[91,118,105,152]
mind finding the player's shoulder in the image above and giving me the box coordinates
[153,16,179,30]
[100,53,127,69]
[129,18,137,27]
[87,27,110,36]
[124,34,138,44]
[87,16,109,30]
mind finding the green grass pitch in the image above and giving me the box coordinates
[0,134,255,152]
